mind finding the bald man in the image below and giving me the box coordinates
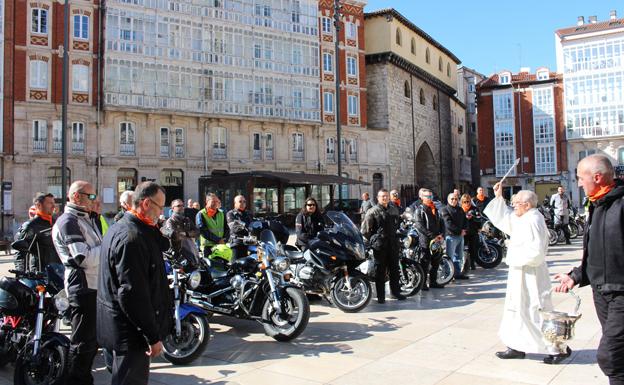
[52,181,102,384]
[226,195,252,260]
[556,154,624,379]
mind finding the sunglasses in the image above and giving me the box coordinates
[78,192,97,201]
[306,203,316,207]
[172,204,183,208]
[422,195,433,199]
[148,198,164,211]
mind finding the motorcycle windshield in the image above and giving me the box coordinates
[325,211,366,260]
[259,229,277,247]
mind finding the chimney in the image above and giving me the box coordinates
[520,67,531,73]
[577,16,584,26]
[610,10,617,20]
[589,15,598,23]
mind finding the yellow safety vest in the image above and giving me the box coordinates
[100,215,109,235]
[199,209,224,250]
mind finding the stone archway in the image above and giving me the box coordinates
[415,142,437,190]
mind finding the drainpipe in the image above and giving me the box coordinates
[516,86,524,184]
[204,121,209,175]
[410,75,416,185]
[96,0,105,192]
[437,88,443,195]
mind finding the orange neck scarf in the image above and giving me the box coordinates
[476,193,485,202]
[588,183,616,202]
[461,202,471,213]
[424,201,436,216]
[36,211,53,226]
[206,208,218,217]
[129,208,156,227]
[392,198,401,207]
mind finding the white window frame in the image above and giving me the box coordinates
[160,127,170,157]
[499,72,511,85]
[174,128,185,158]
[32,120,47,141]
[323,91,334,114]
[72,64,89,92]
[536,70,549,81]
[322,52,333,73]
[119,122,136,156]
[321,17,332,34]
[347,95,358,116]
[292,132,304,159]
[31,8,48,35]
[326,137,335,161]
[30,60,48,89]
[73,14,89,40]
[72,122,84,143]
[345,22,356,40]
[346,56,357,77]
[264,133,274,160]
[348,138,357,161]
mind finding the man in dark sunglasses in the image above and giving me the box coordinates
[52,180,103,385]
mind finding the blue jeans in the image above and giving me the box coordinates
[445,235,464,277]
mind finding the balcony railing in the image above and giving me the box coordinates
[349,152,357,162]
[567,124,624,140]
[213,147,227,160]
[253,149,262,160]
[120,143,136,156]
[160,145,170,158]
[326,153,335,163]
[72,141,85,154]
[292,150,304,161]
[33,140,47,153]
[52,141,62,153]
[265,148,274,160]
[175,145,184,158]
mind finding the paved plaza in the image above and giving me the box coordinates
[0,239,607,385]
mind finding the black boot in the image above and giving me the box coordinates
[496,348,526,359]
[543,346,572,364]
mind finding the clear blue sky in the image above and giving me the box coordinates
[364,0,622,76]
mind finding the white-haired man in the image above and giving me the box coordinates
[114,190,134,223]
[484,182,566,363]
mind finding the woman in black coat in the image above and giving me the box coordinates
[461,194,482,270]
[295,197,325,251]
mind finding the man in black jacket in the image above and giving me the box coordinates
[361,189,406,303]
[441,192,469,280]
[14,192,61,272]
[161,199,200,260]
[97,182,173,385]
[226,195,252,260]
[555,155,624,378]
[413,188,445,289]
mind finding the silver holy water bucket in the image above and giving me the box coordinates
[540,290,582,354]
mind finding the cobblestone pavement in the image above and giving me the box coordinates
[0,239,607,384]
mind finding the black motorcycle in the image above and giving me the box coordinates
[186,228,310,341]
[287,211,372,313]
[476,219,505,269]
[0,239,70,385]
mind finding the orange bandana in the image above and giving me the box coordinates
[425,201,436,216]
[36,211,53,226]
[206,208,218,217]
[129,208,156,227]
[392,198,401,207]
[461,202,471,213]
[476,193,485,202]
[588,183,615,202]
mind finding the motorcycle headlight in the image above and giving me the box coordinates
[188,270,202,289]
[403,236,412,249]
[54,294,69,312]
[272,257,290,272]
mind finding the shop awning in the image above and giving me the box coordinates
[200,170,370,185]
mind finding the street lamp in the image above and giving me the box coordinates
[333,0,343,207]
[61,0,69,211]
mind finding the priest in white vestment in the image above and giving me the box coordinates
[485,183,566,362]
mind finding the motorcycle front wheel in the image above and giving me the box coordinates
[14,342,68,385]
[399,258,424,296]
[568,223,579,239]
[162,313,210,365]
[262,287,310,342]
[548,229,559,246]
[476,242,503,269]
[436,256,455,286]
[331,271,372,313]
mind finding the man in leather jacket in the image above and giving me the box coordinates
[361,189,406,303]
[226,195,252,260]
[14,192,61,272]
[413,188,446,289]
[161,199,200,261]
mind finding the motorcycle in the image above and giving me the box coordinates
[476,220,505,269]
[428,238,456,286]
[187,228,310,341]
[287,211,372,312]
[0,238,70,385]
[539,205,560,246]
[161,250,210,365]
[394,210,429,295]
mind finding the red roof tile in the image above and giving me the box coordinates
[556,18,624,37]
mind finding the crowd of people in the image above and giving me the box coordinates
[7,154,624,385]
